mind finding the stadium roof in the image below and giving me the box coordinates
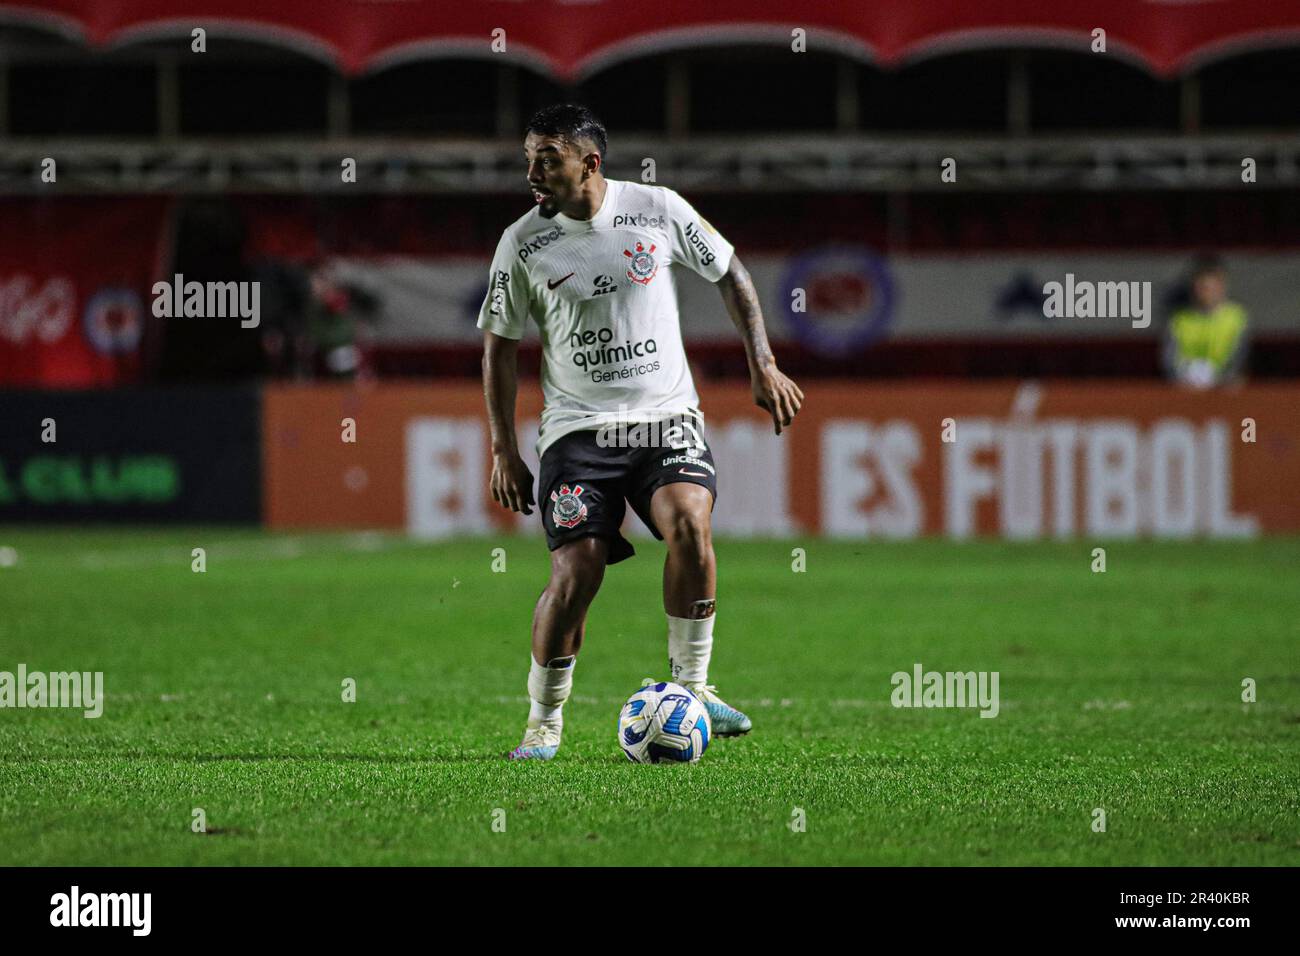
[2,0,1297,77]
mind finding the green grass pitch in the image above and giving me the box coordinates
[0,528,1297,866]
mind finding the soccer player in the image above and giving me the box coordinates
[479,104,804,760]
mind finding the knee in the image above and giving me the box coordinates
[543,572,590,616]
[547,545,604,611]
[663,508,712,558]
[543,561,603,613]
[546,570,599,613]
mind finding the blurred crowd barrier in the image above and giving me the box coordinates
[257,381,1298,538]
[4,381,1295,536]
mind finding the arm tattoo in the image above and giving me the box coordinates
[720,256,774,369]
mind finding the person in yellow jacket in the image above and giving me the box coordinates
[1163,256,1249,389]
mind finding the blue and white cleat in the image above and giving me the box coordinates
[685,683,752,737]
[507,720,562,761]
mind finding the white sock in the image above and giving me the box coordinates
[667,614,714,685]
[526,654,575,726]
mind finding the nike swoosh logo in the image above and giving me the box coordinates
[678,469,709,477]
[547,273,575,290]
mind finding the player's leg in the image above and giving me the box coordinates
[509,430,638,761]
[647,482,752,736]
[531,534,607,661]
[653,482,716,620]
[509,536,608,761]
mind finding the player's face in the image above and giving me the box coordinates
[1193,271,1226,310]
[524,133,589,217]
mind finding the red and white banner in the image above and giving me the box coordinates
[3,1,1295,77]
[328,250,1300,349]
[0,199,172,387]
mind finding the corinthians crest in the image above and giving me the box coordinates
[623,241,658,285]
[550,483,588,528]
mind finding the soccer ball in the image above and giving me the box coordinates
[617,681,711,763]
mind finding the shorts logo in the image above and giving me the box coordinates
[623,241,659,285]
[662,454,715,475]
[662,419,706,457]
[550,483,588,529]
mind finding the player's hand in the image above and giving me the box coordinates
[751,363,804,435]
[490,450,535,515]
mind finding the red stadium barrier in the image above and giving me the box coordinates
[263,380,1300,538]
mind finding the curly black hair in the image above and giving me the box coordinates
[525,103,608,162]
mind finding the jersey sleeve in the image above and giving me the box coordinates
[476,232,530,340]
[664,188,734,282]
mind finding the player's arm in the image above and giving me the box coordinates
[717,254,804,435]
[482,330,535,515]
[477,234,535,514]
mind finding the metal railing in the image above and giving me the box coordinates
[2,134,1296,194]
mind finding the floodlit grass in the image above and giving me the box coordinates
[0,529,1296,865]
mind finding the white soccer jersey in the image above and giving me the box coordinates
[477,178,734,459]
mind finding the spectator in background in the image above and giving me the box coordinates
[251,257,311,378]
[304,261,380,380]
[255,258,381,380]
[1163,255,1249,389]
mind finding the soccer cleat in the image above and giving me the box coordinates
[507,719,562,761]
[684,683,752,737]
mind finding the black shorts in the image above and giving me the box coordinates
[537,422,718,565]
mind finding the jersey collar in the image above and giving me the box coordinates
[552,179,617,233]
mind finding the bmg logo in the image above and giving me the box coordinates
[489,270,509,315]
[683,222,716,267]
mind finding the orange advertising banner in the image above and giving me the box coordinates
[263,382,1300,538]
